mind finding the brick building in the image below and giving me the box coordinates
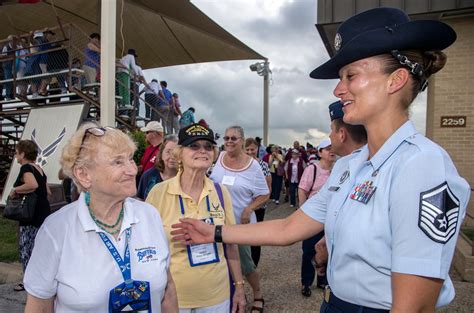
[316,0,474,226]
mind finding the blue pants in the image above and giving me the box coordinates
[289,182,299,206]
[270,173,283,201]
[2,64,13,98]
[301,230,327,287]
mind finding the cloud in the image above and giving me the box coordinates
[143,0,426,147]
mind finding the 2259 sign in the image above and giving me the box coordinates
[440,116,467,128]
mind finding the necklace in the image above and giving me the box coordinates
[85,192,124,235]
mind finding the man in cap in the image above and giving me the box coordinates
[313,101,367,287]
[139,121,164,176]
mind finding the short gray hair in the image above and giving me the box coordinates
[225,125,245,138]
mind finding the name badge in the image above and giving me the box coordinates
[328,186,340,192]
[187,218,220,267]
[222,175,236,186]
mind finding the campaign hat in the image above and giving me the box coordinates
[310,7,456,79]
[329,101,344,121]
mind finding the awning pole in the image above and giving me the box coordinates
[100,0,117,126]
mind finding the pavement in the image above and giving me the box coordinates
[1,201,473,312]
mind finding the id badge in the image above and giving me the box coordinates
[109,280,152,313]
[222,175,235,186]
[187,218,220,267]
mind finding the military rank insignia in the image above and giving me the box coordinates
[418,182,460,244]
[350,180,376,204]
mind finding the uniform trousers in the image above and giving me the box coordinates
[301,230,327,287]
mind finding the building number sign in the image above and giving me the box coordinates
[440,116,467,128]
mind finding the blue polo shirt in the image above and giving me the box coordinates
[301,120,470,310]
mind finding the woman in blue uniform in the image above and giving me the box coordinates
[172,7,471,312]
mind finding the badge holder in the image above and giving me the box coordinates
[187,217,220,267]
[109,280,151,312]
[97,229,152,313]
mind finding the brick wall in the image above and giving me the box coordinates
[426,16,474,226]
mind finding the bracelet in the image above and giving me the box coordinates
[233,281,245,286]
[214,225,223,243]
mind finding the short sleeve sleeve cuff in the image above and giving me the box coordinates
[300,192,327,224]
[391,256,447,279]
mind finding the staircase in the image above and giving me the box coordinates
[0,23,164,195]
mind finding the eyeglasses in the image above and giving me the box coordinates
[223,136,242,142]
[185,142,214,152]
[80,127,114,144]
[77,127,115,159]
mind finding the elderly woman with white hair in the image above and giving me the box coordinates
[23,122,178,313]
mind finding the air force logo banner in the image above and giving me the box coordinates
[418,182,460,244]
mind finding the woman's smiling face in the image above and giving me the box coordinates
[334,56,391,126]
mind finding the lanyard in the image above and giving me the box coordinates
[178,195,210,215]
[98,228,132,284]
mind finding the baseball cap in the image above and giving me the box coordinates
[318,139,331,150]
[178,123,217,146]
[140,121,164,133]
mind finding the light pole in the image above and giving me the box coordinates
[250,60,271,146]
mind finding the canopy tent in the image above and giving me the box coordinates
[0,0,265,69]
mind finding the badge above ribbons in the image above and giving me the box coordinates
[418,182,460,244]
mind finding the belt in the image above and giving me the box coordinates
[324,286,389,313]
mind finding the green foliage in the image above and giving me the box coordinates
[130,130,147,165]
[0,214,19,262]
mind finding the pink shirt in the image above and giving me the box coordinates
[298,162,330,198]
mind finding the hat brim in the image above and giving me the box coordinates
[140,127,163,133]
[310,20,456,79]
[181,136,217,147]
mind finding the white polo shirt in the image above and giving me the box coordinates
[24,193,170,312]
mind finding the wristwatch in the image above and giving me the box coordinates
[214,225,223,243]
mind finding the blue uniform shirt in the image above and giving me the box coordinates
[301,120,470,310]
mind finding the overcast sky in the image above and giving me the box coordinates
[144,0,427,148]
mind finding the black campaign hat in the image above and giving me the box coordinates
[310,7,456,79]
[329,101,344,121]
[178,123,217,146]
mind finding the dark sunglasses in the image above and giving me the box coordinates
[223,136,241,142]
[185,142,214,152]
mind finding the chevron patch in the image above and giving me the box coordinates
[418,182,460,244]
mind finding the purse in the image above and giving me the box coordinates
[276,162,285,176]
[3,193,37,223]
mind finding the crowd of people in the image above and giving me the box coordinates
[0,28,69,100]
[4,7,471,313]
[0,30,197,135]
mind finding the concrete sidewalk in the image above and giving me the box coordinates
[1,202,473,312]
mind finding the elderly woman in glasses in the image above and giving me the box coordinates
[210,126,269,313]
[146,123,246,313]
[137,134,178,200]
[24,123,178,313]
